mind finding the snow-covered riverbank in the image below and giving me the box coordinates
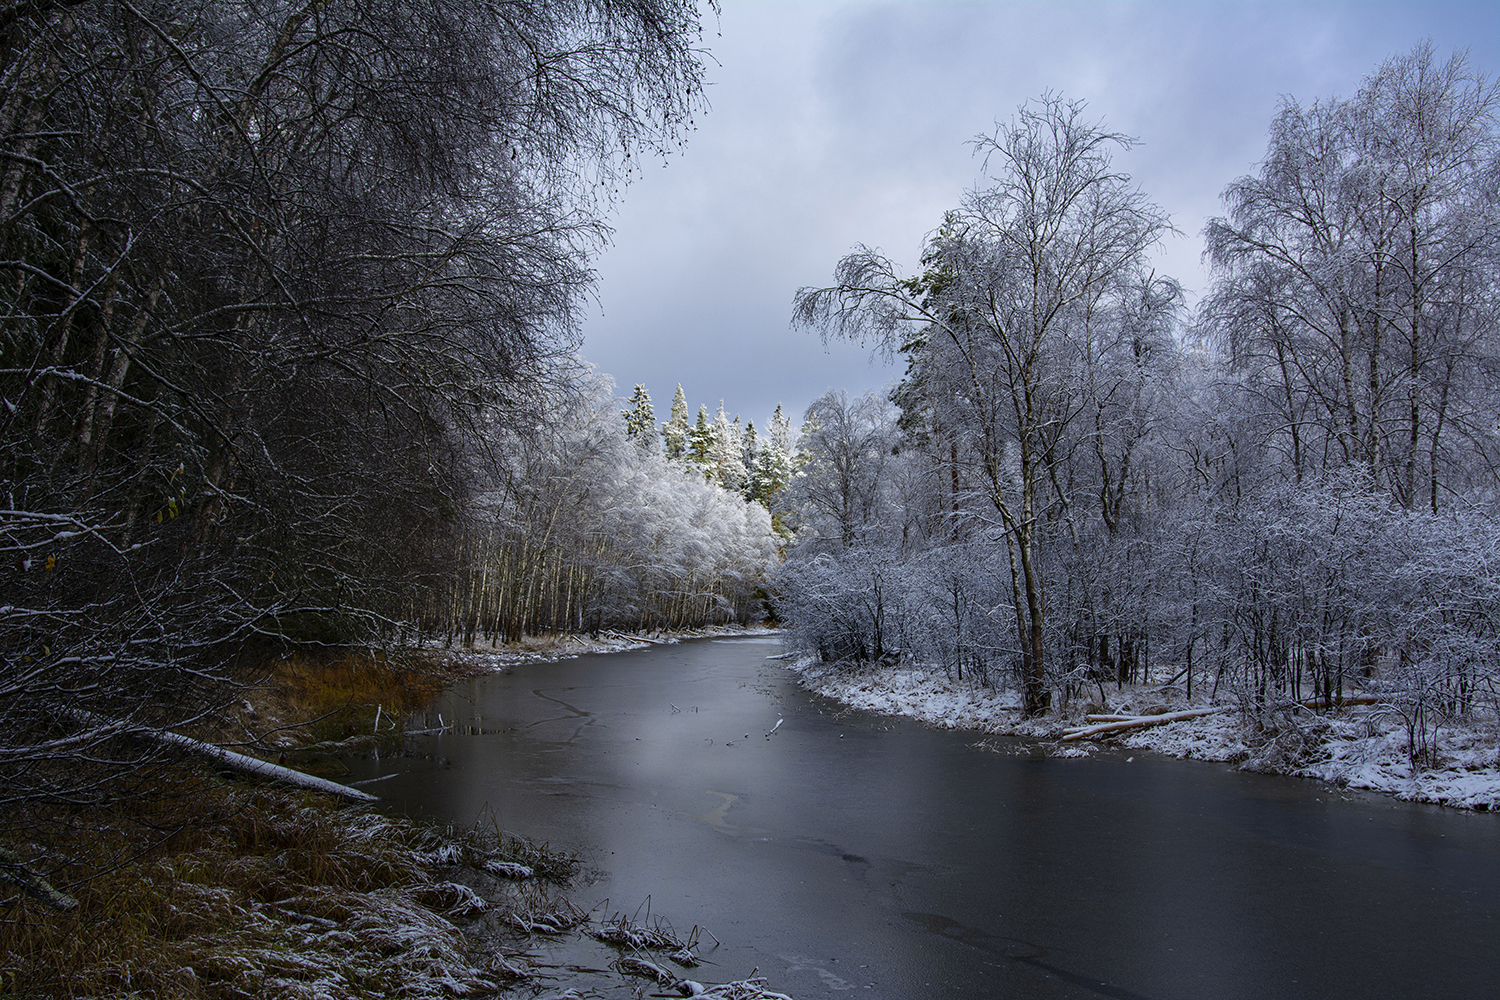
[427,623,781,673]
[788,657,1500,812]
[426,633,1500,810]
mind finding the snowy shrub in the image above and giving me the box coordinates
[773,550,911,665]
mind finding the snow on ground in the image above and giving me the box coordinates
[794,660,1023,733]
[431,624,780,673]
[1117,711,1250,763]
[1287,716,1500,810]
[788,655,1500,811]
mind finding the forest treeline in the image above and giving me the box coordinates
[413,376,785,645]
[778,46,1500,765]
[0,1,756,856]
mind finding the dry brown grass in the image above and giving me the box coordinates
[0,645,547,999]
[0,765,544,999]
[207,646,462,751]
[270,649,446,718]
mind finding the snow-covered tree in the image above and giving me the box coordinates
[749,403,798,535]
[688,404,716,471]
[622,384,656,450]
[710,403,747,493]
[789,390,897,553]
[773,51,1500,771]
[742,421,761,498]
[1203,44,1500,508]
[795,94,1172,715]
[662,383,690,459]
[455,374,779,638]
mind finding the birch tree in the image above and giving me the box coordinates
[795,95,1172,715]
[789,390,896,553]
[1204,44,1500,507]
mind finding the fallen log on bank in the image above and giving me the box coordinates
[0,846,78,911]
[600,629,667,645]
[1296,694,1381,709]
[1063,692,1384,742]
[1061,706,1230,741]
[71,711,377,802]
[152,727,379,802]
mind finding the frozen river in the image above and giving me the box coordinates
[343,636,1500,999]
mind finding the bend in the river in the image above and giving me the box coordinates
[343,637,1499,999]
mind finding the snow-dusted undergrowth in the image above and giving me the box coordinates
[792,660,1024,734]
[432,624,781,673]
[789,657,1500,811]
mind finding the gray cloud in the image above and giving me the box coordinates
[580,0,1500,430]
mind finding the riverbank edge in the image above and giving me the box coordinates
[2,626,792,1000]
[784,656,1500,812]
[418,622,783,677]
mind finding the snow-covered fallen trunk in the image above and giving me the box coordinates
[153,728,378,801]
[1061,706,1230,741]
[71,711,377,802]
[0,846,78,911]
[600,629,667,644]
[1297,694,1381,709]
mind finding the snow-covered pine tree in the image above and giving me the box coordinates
[662,384,690,460]
[688,404,716,473]
[711,404,747,493]
[622,384,656,451]
[750,404,797,540]
[741,421,760,500]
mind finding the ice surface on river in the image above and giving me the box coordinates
[789,655,1500,810]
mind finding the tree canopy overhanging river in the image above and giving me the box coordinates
[342,637,1500,999]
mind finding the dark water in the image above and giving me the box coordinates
[344,637,1500,999]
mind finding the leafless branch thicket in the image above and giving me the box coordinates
[783,49,1500,758]
[0,0,710,873]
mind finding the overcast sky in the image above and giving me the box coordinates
[577,0,1500,432]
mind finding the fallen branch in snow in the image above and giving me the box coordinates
[1061,706,1230,741]
[1296,694,1381,709]
[72,711,377,802]
[0,846,78,911]
[600,629,666,644]
[154,727,379,801]
[1076,694,1380,736]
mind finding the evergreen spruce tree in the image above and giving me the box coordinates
[741,421,760,500]
[751,403,797,538]
[688,404,716,473]
[622,384,656,450]
[710,404,747,494]
[662,383,690,460]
